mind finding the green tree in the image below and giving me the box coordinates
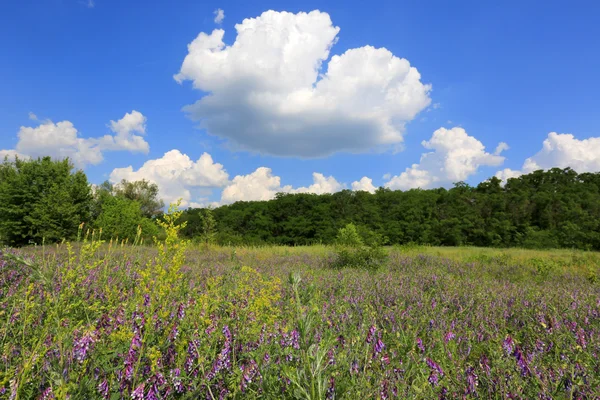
[0,156,91,246]
[95,196,146,241]
[113,179,164,218]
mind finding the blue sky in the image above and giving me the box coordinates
[2,0,600,206]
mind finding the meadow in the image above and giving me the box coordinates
[1,211,600,399]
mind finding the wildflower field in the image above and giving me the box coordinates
[1,212,600,399]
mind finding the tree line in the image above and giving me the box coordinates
[3,156,600,250]
[182,167,600,250]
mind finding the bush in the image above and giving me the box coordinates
[335,223,363,247]
[330,245,388,272]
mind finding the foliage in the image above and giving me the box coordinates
[180,168,600,250]
[335,223,363,247]
[330,244,388,272]
[112,179,165,218]
[0,157,91,246]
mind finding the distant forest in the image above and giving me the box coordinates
[3,157,600,250]
[183,168,600,250]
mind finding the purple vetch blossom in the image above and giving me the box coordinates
[380,379,389,400]
[326,377,335,400]
[143,294,150,307]
[40,387,54,400]
[428,370,440,387]
[416,338,425,353]
[426,358,444,376]
[131,383,144,399]
[479,354,491,376]
[206,327,233,380]
[177,303,186,320]
[503,335,514,355]
[263,353,270,363]
[73,330,97,363]
[465,366,478,395]
[443,331,455,344]
[350,359,359,374]
[290,330,300,349]
[185,339,201,374]
[327,349,336,365]
[98,379,109,399]
[374,338,385,354]
[366,325,376,344]
[240,359,260,392]
[170,369,184,394]
[513,347,531,377]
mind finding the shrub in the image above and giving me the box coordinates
[330,244,388,271]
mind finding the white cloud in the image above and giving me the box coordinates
[213,8,225,24]
[220,168,344,204]
[0,110,150,168]
[496,132,600,181]
[175,10,431,157]
[352,176,377,193]
[0,150,29,160]
[109,150,229,207]
[385,127,506,190]
[28,112,38,121]
[99,110,149,153]
[494,142,509,155]
[292,172,344,194]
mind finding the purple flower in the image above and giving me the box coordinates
[290,330,300,349]
[131,383,144,399]
[374,339,385,354]
[426,358,444,376]
[350,359,359,374]
[73,330,97,363]
[240,360,260,392]
[177,303,185,320]
[326,377,335,400]
[98,379,109,399]
[40,387,54,400]
[428,370,440,387]
[170,369,183,394]
[443,331,455,344]
[503,335,514,354]
[416,338,425,353]
[513,347,530,377]
[366,325,376,344]
[465,366,478,395]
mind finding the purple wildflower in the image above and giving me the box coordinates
[416,338,425,353]
[73,330,96,363]
[326,377,335,400]
[465,366,478,395]
[39,387,54,400]
[240,360,259,392]
[350,359,359,374]
[366,325,376,344]
[503,335,514,354]
[374,338,385,354]
[98,379,109,399]
[131,383,144,399]
[444,331,455,344]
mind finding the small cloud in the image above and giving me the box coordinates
[446,120,453,125]
[382,173,391,180]
[494,142,509,156]
[87,0,95,8]
[28,112,38,121]
[213,8,225,24]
